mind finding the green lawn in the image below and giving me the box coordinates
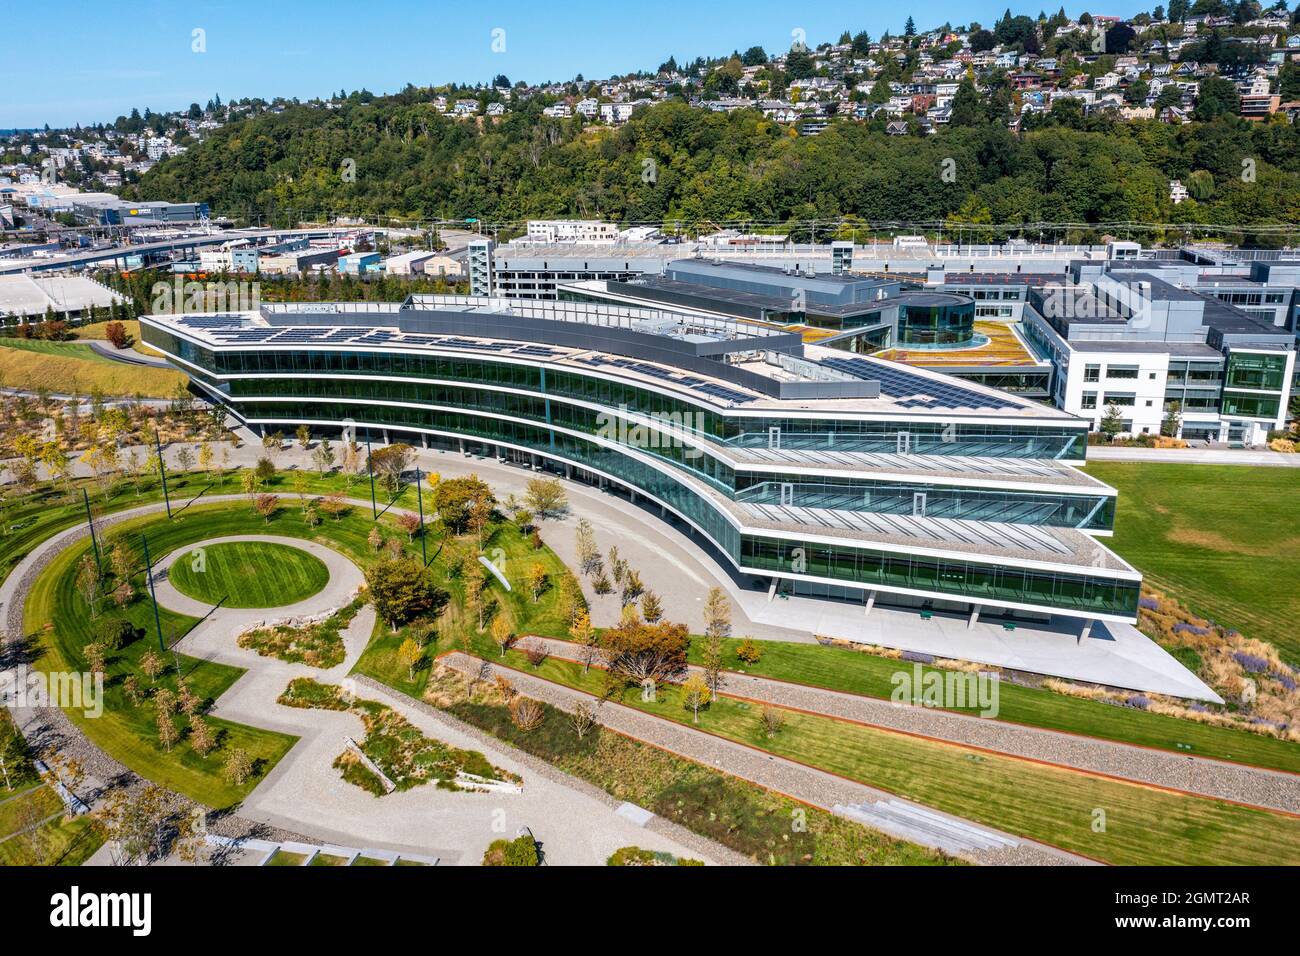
[1085,462,1300,665]
[478,652,1300,866]
[0,337,119,364]
[167,540,329,608]
[21,494,449,808]
[684,638,1300,775]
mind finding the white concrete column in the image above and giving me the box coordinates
[1078,618,1095,644]
[768,578,778,603]
[864,589,877,617]
[968,604,981,629]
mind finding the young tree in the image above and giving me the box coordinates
[368,443,415,496]
[641,591,664,623]
[1161,401,1182,438]
[366,557,435,631]
[189,715,216,756]
[703,586,732,641]
[682,673,711,723]
[1099,402,1125,441]
[620,569,644,607]
[222,749,254,787]
[254,493,279,523]
[525,562,547,602]
[523,476,567,517]
[397,637,423,680]
[312,438,336,476]
[75,554,101,618]
[574,518,600,575]
[139,650,165,684]
[295,424,312,449]
[570,608,598,672]
[465,564,487,632]
[491,614,514,657]
[397,511,423,542]
[567,700,598,740]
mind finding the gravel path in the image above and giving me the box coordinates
[525,637,1300,816]
[436,652,1086,866]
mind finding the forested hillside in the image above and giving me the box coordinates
[132,91,1300,242]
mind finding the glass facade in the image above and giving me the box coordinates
[142,322,1134,618]
[898,298,976,346]
[1224,352,1287,391]
[741,537,1139,616]
[734,476,1114,531]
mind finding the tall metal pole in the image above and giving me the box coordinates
[154,427,171,518]
[415,466,427,567]
[82,488,102,576]
[141,534,165,654]
[365,428,377,518]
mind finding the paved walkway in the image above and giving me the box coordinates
[1,498,727,866]
[1086,446,1300,467]
[1,432,1220,701]
[436,652,1088,866]
[525,636,1299,815]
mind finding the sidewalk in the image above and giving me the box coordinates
[1085,446,1300,467]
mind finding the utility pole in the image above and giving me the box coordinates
[141,534,165,655]
[154,427,171,518]
[365,428,377,518]
[415,466,427,567]
[82,488,102,576]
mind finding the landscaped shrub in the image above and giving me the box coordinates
[607,846,703,866]
[482,834,539,866]
[735,638,762,664]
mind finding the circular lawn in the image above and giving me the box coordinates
[167,540,330,608]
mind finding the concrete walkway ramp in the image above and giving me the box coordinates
[833,799,1020,856]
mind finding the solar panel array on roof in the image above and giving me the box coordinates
[576,354,755,405]
[819,356,1021,411]
[178,314,245,329]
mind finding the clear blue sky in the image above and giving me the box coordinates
[4,1,1151,128]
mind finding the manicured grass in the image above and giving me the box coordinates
[685,638,1300,775]
[0,337,119,364]
[267,849,308,866]
[1086,461,1300,666]
[0,467,424,585]
[167,540,330,609]
[479,651,1300,866]
[0,340,186,397]
[350,856,390,866]
[0,785,61,837]
[0,810,100,866]
[309,853,351,866]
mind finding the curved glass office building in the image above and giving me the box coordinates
[142,294,1139,627]
[896,292,977,347]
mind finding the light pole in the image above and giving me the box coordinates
[365,427,377,518]
[82,488,102,576]
[140,534,165,655]
[415,466,427,567]
[154,427,171,519]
